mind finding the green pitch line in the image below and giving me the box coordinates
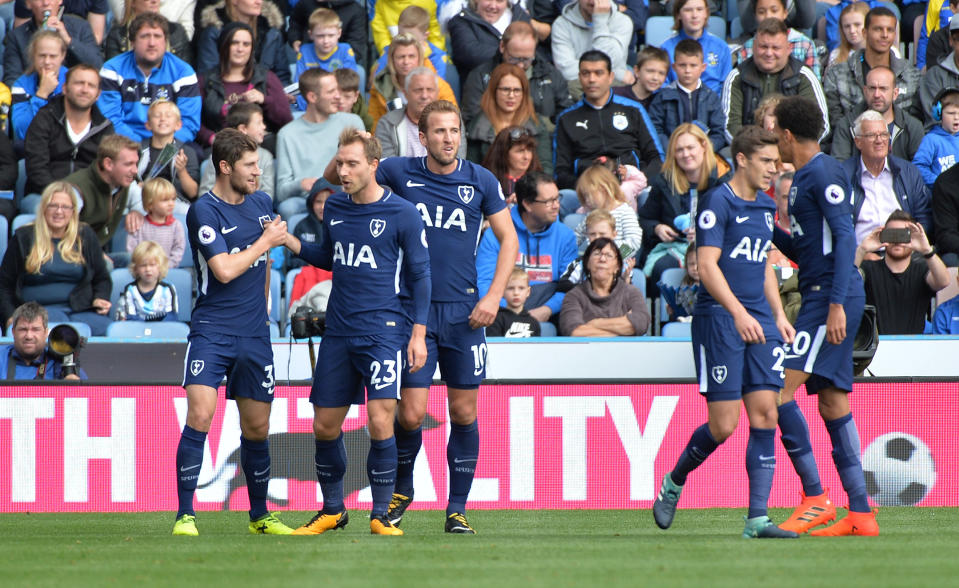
[0,508,957,587]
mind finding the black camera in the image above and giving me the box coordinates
[47,323,84,377]
[290,307,326,339]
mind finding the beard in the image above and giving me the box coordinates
[427,142,457,168]
[230,173,256,195]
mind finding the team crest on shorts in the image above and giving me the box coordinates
[190,360,205,376]
[458,185,475,204]
[765,212,774,231]
[370,218,387,238]
[711,365,727,384]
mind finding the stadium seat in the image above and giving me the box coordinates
[106,320,191,339]
[539,322,558,337]
[269,322,280,338]
[109,267,194,322]
[661,321,692,338]
[15,159,25,203]
[11,213,34,232]
[0,215,7,261]
[657,267,687,335]
[630,269,647,299]
[47,321,92,339]
[707,15,727,41]
[285,267,302,310]
[269,268,283,325]
[174,213,192,267]
[644,17,675,49]
[287,212,308,234]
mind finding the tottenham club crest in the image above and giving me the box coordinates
[190,360,205,376]
[711,365,728,384]
[198,225,216,245]
[765,211,774,231]
[258,215,273,228]
[370,218,386,238]
[789,186,798,206]
[458,185,475,204]
[612,113,629,131]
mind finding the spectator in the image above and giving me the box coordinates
[275,68,364,217]
[918,0,957,71]
[104,0,193,63]
[825,1,869,69]
[855,210,951,334]
[369,33,457,129]
[613,46,670,110]
[287,178,333,270]
[373,5,450,85]
[98,13,201,143]
[551,0,634,89]
[375,67,463,158]
[10,29,66,141]
[115,240,179,321]
[736,0,820,80]
[559,236,650,336]
[481,125,545,206]
[467,63,552,172]
[914,88,959,189]
[293,8,360,112]
[928,272,959,333]
[823,0,882,52]
[573,165,642,253]
[126,177,186,267]
[559,208,636,286]
[486,267,542,337]
[920,16,959,124]
[829,65,925,162]
[287,0,369,71]
[660,244,701,321]
[68,133,141,248]
[476,171,578,323]
[0,182,112,335]
[447,0,531,79]
[736,0,817,36]
[661,0,731,95]
[648,39,727,153]
[139,100,200,210]
[23,64,112,200]
[2,0,102,86]
[197,22,292,148]
[843,110,931,245]
[334,68,373,131]
[461,21,571,125]
[823,7,919,133]
[554,50,663,190]
[0,133,15,224]
[639,122,731,285]
[199,101,276,200]
[722,18,828,145]
[196,0,290,85]
[0,301,87,380]
[932,161,959,266]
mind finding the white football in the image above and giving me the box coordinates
[862,432,936,506]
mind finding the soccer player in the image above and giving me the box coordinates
[288,129,431,536]
[325,100,519,533]
[771,95,879,536]
[652,126,799,539]
[174,129,292,536]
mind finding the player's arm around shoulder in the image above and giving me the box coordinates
[471,207,519,328]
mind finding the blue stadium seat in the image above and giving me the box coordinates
[630,269,647,299]
[106,320,191,339]
[47,321,92,339]
[269,268,282,325]
[287,212,308,234]
[0,215,7,261]
[707,15,727,41]
[644,17,675,49]
[540,322,558,337]
[661,321,692,338]
[11,213,34,232]
[285,267,302,308]
[269,322,280,338]
[174,213,192,267]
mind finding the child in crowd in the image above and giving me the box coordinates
[649,40,727,153]
[561,210,637,286]
[139,100,200,214]
[288,178,334,270]
[662,245,700,321]
[115,241,179,322]
[127,177,186,268]
[295,8,361,111]
[487,267,541,337]
[375,6,450,83]
[573,166,643,254]
[373,1,445,55]
[613,46,670,110]
[334,68,374,131]
[199,102,276,198]
[914,88,959,189]
[661,0,732,95]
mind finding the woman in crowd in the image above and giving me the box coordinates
[468,63,552,173]
[559,237,650,337]
[0,182,112,335]
[447,0,531,78]
[11,30,66,141]
[104,0,193,61]
[368,32,457,127]
[826,1,869,69]
[481,125,545,206]
[196,0,291,84]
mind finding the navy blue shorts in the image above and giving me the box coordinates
[310,333,406,407]
[403,301,487,390]
[691,311,785,402]
[183,331,275,402]
[784,285,865,394]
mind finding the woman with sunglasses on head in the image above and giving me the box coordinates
[481,125,544,206]
[468,63,552,172]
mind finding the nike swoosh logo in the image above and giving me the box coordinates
[253,468,269,476]
[758,455,775,461]
[371,469,395,475]
[180,464,201,472]
[329,220,343,225]
[735,216,749,223]
[221,226,238,234]
[406,180,425,187]
[453,458,477,464]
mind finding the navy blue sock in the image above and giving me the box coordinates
[447,420,479,515]
[826,413,870,513]
[778,400,824,497]
[315,434,346,514]
[671,424,720,486]
[175,425,206,518]
[394,419,422,497]
[368,437,398,517]
[240,437,270,520]
[746,427,776,519]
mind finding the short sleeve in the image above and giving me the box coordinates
[695,190,729,249]
[375,157,404,192]
[187,201,229,260]
[480,169,508,217]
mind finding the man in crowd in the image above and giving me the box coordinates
[1,302,86,381]
[375,67,465,158]
[68,133,140,248]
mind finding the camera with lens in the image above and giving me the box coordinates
[47,323,85,377]
[290,307,326,339]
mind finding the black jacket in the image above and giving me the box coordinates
[736,56,808,128]
[448,5,531,78]
[24,95,114,196]
[287,0,370,69]
[461,50,572,125]
[932,162,959,258]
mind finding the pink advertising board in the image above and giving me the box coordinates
[0,383,953,512]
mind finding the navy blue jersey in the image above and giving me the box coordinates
[376,157,507,302]
[774,152,856,304]
[187,190,274,337]
[694,183,776,318]
[297,189,431,336]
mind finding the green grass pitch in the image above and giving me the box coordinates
[2,508,957,587]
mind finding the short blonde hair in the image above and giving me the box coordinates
[309,7,341,31]
[130,240,170,280]
[508,266,530,284]
[142,177,176,211]
[147,99,181,121]
[398,5,430,33]
[584,209,616,232]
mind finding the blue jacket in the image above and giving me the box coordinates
[913,125,959,188]
[97,51,201,143]
[10,66,67,141]
[842,154,933,234]
[0,344,88,381]
[647,81,727,153]
[928,295,959,334]
[661,30,731,96]
[476,205,578,315]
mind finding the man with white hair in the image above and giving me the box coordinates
[374,67,466,158]
[839,109,931,246]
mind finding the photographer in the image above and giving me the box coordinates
[1,302,87,381]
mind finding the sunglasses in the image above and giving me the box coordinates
[508,127,531,142]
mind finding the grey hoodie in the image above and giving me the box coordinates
[550,1,633,82]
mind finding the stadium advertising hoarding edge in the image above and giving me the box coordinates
[0,382,952,512]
